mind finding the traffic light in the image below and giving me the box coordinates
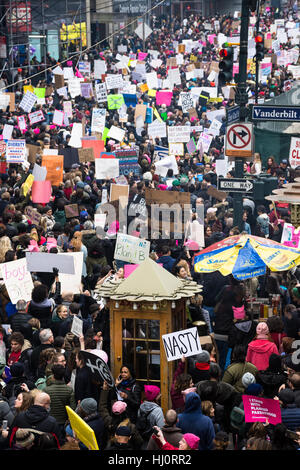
[255,33,264,61]
[218,45,234,86]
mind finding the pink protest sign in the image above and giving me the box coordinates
[208,34,216,44]
[138,52,148,61]
[31,180,52,204]
[156,91,173,106]
[242,395,281,426]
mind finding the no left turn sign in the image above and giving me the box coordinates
[225,122,253,157]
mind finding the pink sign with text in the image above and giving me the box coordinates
[242,395,281,426]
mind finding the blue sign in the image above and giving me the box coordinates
[227,106,240,124]
[251,105,300,122]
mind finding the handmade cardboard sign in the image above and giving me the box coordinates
[114,233,150,264]
[26,252,75,274]
[162,327,202,362]
[0,258,34,304]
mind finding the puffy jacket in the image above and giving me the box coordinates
[44,380,76,424]
[222,362,258,393]
[228,320,257,349]
[156,255,176,273]
[246,339,279,371]
[177,392,215,450]
[8,405,64,447]
[137,401,164,431]
[9,312,33,333]
[281,404,300,431]
[0,395,15,426]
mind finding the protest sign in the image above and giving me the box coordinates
[66,406,99,451]
[19,91,37,113]
[68,78,81,98]
[107,94,125,110]
[24,206,41,225]
[114,233,150,264]
[78,61,91,76]
[242,395,281,425]
[0,94,10,110]
[91,108,106,133]
[65,204,79,219]
[94,213,106,229]
[78,147,94,163]
[180,92,194,113]
[95,158,119,179]
[32,163,47,182]
[169,142,184,156]
[154,155,178,177]
[95,82,107,103]
[94,60,107,78]
[110,183,129,204]
[3,124,13,140]
[281,223,295,245]
[167,126,191,143]
[1,258,34,304]
[114,148,141,177]
[289,137,300,169]
[107,126,125,142]
[58,252,83,295]
[42,155,63,186]
[134,104,147,125]
[6,140,26,164]
[71,316,83,337]
[105,74,124,90]
[156,91,173,106]
[17,115,27,131]
[28,110,44,125]
[162,327,202,362]
[26,252,75,275]
[80,82,93,99]
[63,101,72,118]
[81,350,115,387]
[22,174,34,197]
[52,109,65,127]
[81,139,104,159]
[148,120,167,139]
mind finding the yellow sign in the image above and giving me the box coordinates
[153,107,162,122]
[23,85,34,94]
[66,406,99,450]
[23,174,34,197]
[60,22,86,47]
[148,89,157,97]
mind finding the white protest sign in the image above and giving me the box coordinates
[1,258,34,304]
[26,252,75,274]
[0,94,10,110]
[289,137,300,169]
[32,163,47,181]
[146,72,158,89]
[63,67,74,79]
[53,65,63,75]
[58,252,84,295]
[94,213,106,229]
[281,223,294,245]
[19,91,37,113]
[3,124,13,140]
[28,110,44,125]
[17,115,27,131]
[91,108,106,133]
[52,109,65,127]
[114,233,150,264]
[69,123,83,148]
[135,22,152,40]
[154,155,178,177]
[208,119,222,137]
[107,126,125,142]
[6,140,26,163]
[162,327,202,362]
[169,142,184,156]
[95,82,107,103]
[180,92,194,113]
[148,120,167,138]
[56,86,68,99]
[168,68,181,88]
[168,126,191,143]
[71,316,83,337]
[68,78,81,98]
[105,74,124,90]
[94,60,107,78]
[78,61,91,76]
[63,101,72,118]
[197,132,213,153]
[95,158,119,179]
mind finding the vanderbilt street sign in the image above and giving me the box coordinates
[218,178,254,193]
[251,105,300,122]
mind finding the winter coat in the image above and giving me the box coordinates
[177,392,215,450]
[54,210,66,227]
[80,412,106,450]
[74,366,100,404]
[98,389,143,450]
[0,394,15,427]
[2,376,35,402]
[228,320,257,349]
[44,379,76,424]
[146,424,183,450]
[8,405,64,447]
[156,255,176,273]
[222,361,258,393]
[137,401,165,431]
[256,369,287,398]
[281,404,300,432]
[116,378,142,424]
[170,361,186,412]
[9,312,33,334]
[246,339,279,371]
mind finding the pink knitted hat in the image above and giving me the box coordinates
[232,305,245,320]
[112,401,127,414]
[144,385,160,401]
[183,433,200,450]
[256,322,269,339]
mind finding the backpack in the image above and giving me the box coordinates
[230,405,247,435]
[136,408,153,441]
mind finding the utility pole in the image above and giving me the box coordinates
[233,0,257,230]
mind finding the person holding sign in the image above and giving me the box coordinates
[151,426,200,451]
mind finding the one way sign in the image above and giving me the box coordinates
[218,178,254,193]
